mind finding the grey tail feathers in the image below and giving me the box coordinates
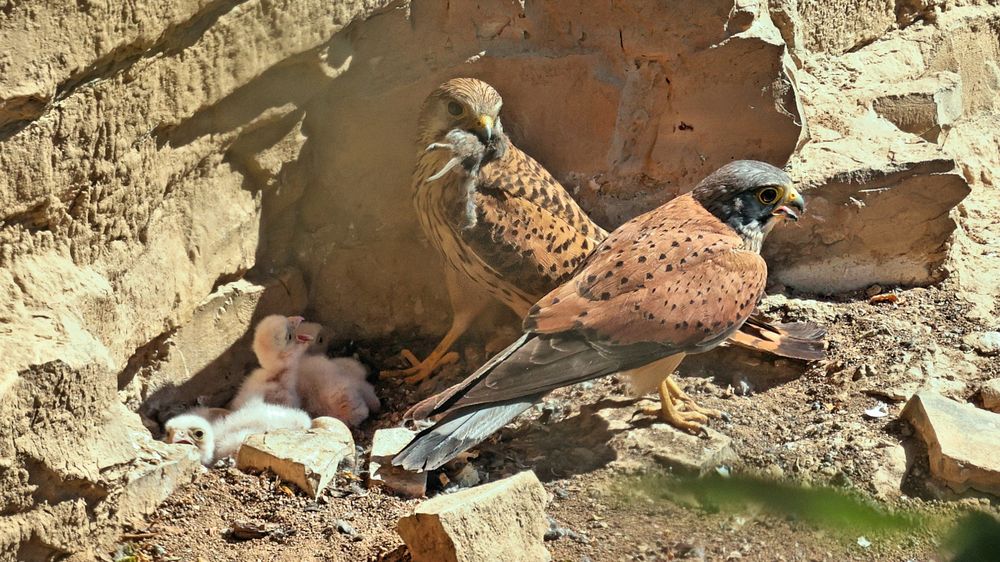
[392,396,541,472]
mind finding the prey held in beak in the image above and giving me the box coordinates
[773,186,805,222]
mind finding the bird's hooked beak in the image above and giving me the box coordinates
[473,114,494,143]
[773,185,805,222]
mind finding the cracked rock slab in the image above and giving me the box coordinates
[597,402,737,475]
[236,417,355,498]
[397,471,550,562]
[902,391,1000,495]
[368,428,427,498]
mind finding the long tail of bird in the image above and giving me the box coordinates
[393,333,631,472]
[729,313,827,361]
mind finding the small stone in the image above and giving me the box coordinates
[872,443,909,500]
[397,471,550,562]
[236,417,354,499]
[764,464,784,479]
[980,379,1000,413]
[865,284,883,297]
[902,392,1000,495]
[369,428,427,498]
[964,332,1000,356]
[336,519,361,541]
[622,423,736,475]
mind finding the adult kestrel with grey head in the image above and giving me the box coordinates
[382,77,822,389]
[394,160,806,471]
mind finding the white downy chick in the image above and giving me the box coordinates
[212,397,311,461]
[230,315,313,410]
[164,412,216,465]
[297,355,380,427]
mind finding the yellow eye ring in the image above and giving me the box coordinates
[447,101,464,116]
[757,186,783,205]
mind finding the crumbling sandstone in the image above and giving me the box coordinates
[396,471,550,562]
[902,391,1000,495]
[236,417,355,498]
[369,428,428,498]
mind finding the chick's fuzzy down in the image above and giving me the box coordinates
[297,356,380,427]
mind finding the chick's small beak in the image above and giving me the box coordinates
[473,114,494,143]
[170,432,193,446]
[774,186,805,222]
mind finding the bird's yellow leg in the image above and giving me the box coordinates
[662,376,723,419]
[381,301,484,384]
[637,375,721,434]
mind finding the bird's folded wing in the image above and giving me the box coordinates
[525,193,769,352]
[456,145,608,298]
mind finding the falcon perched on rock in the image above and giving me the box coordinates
[394,160,806,471]
[384,77,822,385]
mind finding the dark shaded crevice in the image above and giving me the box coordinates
[23,457,109,518]
[0,0,249,142]
[116,328,177,391]
[208,267,251,294]
[15,535,71,562]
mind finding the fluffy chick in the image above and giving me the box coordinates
[297,355,380,427]
[164,399,311,465]
[230,314,313,410]
[213,398,311,461]
[164,413,215,465]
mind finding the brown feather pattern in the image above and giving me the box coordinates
[526,193,767,351]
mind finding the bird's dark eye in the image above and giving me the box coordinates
[447,101,464,116]
[193,429,204,439]
[757,187,782,205]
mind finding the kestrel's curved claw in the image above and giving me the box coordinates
[633,376,723,434]
[381,348,459,383]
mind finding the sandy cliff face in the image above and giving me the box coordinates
[0,0,995,557]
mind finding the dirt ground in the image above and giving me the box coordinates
[113,274,998,562]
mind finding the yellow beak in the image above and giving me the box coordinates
[775,185,805,221]
[475,114,494,141]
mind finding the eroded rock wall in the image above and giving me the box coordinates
[0,0,995,557]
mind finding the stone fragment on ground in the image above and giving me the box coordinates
[236,416,355,498]
[980,379,1000,413]
[871,442,911,500]
[596,404,736,474]
[901,392,1000,495]
[369,427,427,497]
[964,331,1000,356]
[397,471,550,562]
